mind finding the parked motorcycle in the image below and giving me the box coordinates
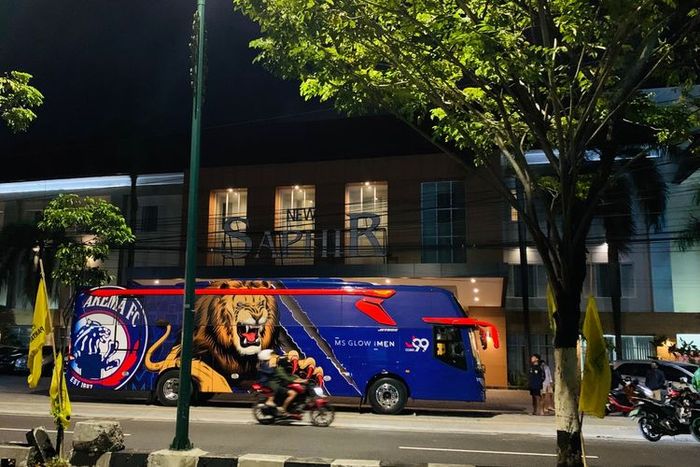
[630,383,700,442]
[606,379,652,416]
[251,379,335,427]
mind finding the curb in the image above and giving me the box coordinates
[0,444,32,466]
[97,451,477,467]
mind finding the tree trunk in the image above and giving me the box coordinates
[554,347,582,467]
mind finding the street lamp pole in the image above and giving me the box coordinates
[171,0,206,451]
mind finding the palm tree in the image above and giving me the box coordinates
[0,223,43,310]
[677,184,700,251]
[598,155,667,359]
[0,222,60,323]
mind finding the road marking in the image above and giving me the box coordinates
[0,427,131,436]
[399,446,598,459]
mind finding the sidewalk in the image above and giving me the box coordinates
[4,376,696,444]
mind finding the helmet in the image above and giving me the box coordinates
[258,349,274,361]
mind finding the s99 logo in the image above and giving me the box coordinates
[405,337,430,352]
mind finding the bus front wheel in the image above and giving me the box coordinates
[156,370,198,407]
[156,370,181,406]
[368,377,407,415]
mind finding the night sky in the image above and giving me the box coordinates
[0,0,432,181]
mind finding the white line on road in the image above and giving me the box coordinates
[0,427,131,436]
[399,446,599,459]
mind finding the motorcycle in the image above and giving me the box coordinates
[630,382,700,442]
[251,379,335,427]
[606,379,652,416]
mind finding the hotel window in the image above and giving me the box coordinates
[421,181,466,263]
[595,263,635,298]
[345,182,388,262]
[208,188,248,266]
[140,206,158,232]
[507,264,548,298]
[275,185,315,263]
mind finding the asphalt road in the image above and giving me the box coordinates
[1,375,698,466]
[1,411,697,467]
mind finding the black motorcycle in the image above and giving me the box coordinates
[630,385,700,442]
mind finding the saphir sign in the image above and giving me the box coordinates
[221,213,386,259]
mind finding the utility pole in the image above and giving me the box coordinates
[171,0,206,451]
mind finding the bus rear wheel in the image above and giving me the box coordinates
[368,377,407,415]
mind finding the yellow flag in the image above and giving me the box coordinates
[579,295,611,418]
[50,352,71,430]
[27,274,51,389]
[546,283,557,333]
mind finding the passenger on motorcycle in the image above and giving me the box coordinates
[257,349,306,415]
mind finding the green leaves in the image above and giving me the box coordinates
[38,194,135,288]
[0,71,44,133]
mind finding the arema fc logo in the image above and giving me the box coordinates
[68,288,148,390]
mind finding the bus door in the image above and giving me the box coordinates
[421,317,500,400]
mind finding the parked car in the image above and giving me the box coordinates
[0,345,26,373]
[613,360,699,386]
[0,345,53,376]
[1,325,54,376]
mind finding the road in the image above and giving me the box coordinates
[1,376,697,466]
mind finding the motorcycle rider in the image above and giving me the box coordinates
[692,366,700,392]
[257,349,306,415]
[645,362,666,400]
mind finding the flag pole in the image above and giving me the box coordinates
[39,257,65,457]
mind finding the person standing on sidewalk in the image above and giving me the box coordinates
[541,359,555,413]
[528,354,545,415]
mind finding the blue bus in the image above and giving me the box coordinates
[67,278,499,414]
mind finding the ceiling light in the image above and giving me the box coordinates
[473,288,479,293]
[474,297,480,302]
[294,185,300,190]
[227,188,233,193]
[154,280,160,285]
[385,279,392,284]
[364,181,371,186]
[470,278,477,284]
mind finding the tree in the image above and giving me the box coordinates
[38,194,135,323]
[231,1,700,465]
[0,71,44,133]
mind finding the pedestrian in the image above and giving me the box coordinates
[644,362,666,400]
[541,359,555,413]
[610,365,623,391]
[528,353,545,415]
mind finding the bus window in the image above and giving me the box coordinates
[433,326,467,370]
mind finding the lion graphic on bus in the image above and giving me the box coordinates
[143,280,321,394]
